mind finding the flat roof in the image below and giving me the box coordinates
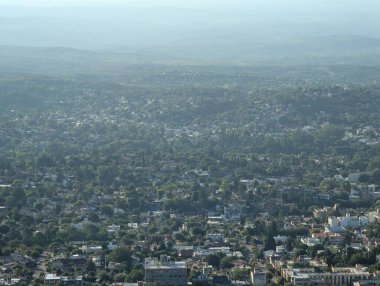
[145,260,187,270]
[45,274,60,280]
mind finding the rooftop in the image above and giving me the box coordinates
[145,258,187,270]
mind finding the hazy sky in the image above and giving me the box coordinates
[0,0,377,9]
[1,0,231,7]
[0,0,379,57]
[1,0,380,17]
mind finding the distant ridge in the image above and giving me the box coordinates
[1,38,380,78]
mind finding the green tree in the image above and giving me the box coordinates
[264,231,276,251]
[204,254,221,268]
[125,268,144,282]
[108,247,132,270]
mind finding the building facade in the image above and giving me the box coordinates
[145,256,188,286]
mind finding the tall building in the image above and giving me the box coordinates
[145,256,188,286]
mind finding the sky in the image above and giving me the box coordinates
[0,0,379,59]
[0,0,233,7]
[1,0,380,18]
[0,0,377,9]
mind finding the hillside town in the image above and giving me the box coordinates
[1,170,380,286]
[0,71,380,286]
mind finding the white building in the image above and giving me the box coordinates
[339,214,360,229]
[326,216,346,233]
[366,209,380,223]
[301,237,321,247]
[145,256,188,286]
[282,265,373,286]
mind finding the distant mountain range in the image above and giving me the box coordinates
[1,5,380,68]
[1,33,380,72]
[0,6,379,48]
